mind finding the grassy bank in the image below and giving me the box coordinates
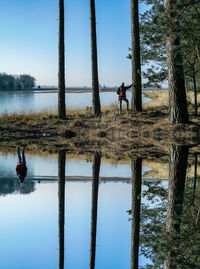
[1,90,200,158]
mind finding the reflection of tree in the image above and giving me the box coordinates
[0,178,35,195]
[139,148,200,268]
[130,158,142,269]
[89,152,101,269]
[58,150,66,269]
[164,145,188,268]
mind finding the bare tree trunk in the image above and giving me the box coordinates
[130,158,142,269]
[58,150,66,269]
[192,153,198,203]
[89,0,101,117]
[164,0,189,124]
[192,65,198,116]
[131,0,142,112]
[89,152,101,269]
[58,0,66,119]
[164,145,188,268]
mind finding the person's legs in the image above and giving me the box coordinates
[119,98,122,114]
[22,147,26,164]
[121,97,129,111]
[126,98,129,111]
[17,147,21,163]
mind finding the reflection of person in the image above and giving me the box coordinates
[117,82,133,114]
[16,147,27,183]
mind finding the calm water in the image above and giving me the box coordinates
[0,149,199,268]
[0,90,151,115]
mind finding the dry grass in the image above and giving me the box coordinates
[144,89,200,114]
[143,90,169,110]
[0,90,200,158]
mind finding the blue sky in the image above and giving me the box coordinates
[0,0,146,87]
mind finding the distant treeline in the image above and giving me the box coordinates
[0,73,36,90]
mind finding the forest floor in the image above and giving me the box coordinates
[1,90,200,159]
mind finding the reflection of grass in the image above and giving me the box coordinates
[143,156,200,179]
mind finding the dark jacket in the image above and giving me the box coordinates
[117,84,132,97]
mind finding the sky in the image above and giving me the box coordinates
[0,0,147,87]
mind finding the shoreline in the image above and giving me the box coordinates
[1,107,200,158]
[0,87,159,94]
[1,90,200,158]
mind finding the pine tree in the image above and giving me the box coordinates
[89,0,101,117]
[131,0,142,111]
[137,0,200,119]
[164,0,189,123]
[58,0,66,120]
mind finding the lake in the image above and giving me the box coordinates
[0,148,199,268]
[0,90,151,115]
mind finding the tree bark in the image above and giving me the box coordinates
[58,150,66,269]
[89,0,101,117]
[89,152,101,269]
[130,158,142,269]
[192,65,198,116]
[164,145,188,268]
[131,0,142,112]
[164,0,189,124]
[192,153,198,203]
[58,0,66,119]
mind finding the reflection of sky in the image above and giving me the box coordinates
[142,180,168,210]
[0,152,151,178]
[0,151,154,268]
[0,91,151,115]
[0,183,58,269]
[0,180,149,268]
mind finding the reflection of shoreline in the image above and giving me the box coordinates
[0,177,35,196]
[0,175,167,182]
[0,88,158,95]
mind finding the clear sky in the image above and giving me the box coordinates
[0,0,146,87]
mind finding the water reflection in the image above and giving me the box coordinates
[130,158,142,269]
[1,148,200,268]
[90,152,101,269]
[16,147,27,183]
[0,177,35,195]
[164,145,188,268]
[139,146,200,268]
[58,150,66,269]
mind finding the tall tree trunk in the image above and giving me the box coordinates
[130,158,142,269]
[192,153,198,203]
[58,0,66,120]
[164,0,189,124]
[89,152,101,269]
[89,0,101,117]
[131,0,142,112]
[58,150,66,269]
[164,145,188,268]
[192,65,198,116]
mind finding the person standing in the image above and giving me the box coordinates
[117,82,133,114]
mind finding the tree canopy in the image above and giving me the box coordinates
[128,0,200,89]
[0,73,36,90]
